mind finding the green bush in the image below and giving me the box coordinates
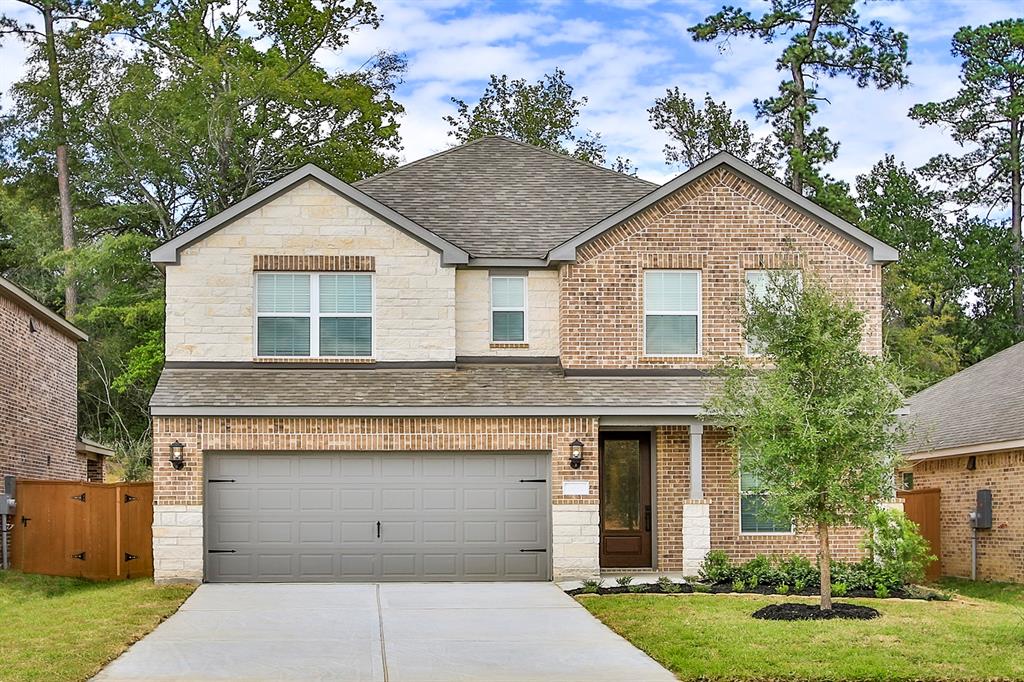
[864,507,935,586]
[776,555,818,587]
[776,584,790,595]
[657,576,682,593]
[580,578,601,594]
[693,582,711,593]
[615,576,633,587]
[794,578,808,593]
[628,583,648,593]
[698,550,734,584]
[737,555,775,587]
[732,579,746,592]
[874,583,891,599]
[831,558,898,591]
[832,581,848,597]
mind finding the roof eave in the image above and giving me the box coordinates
[150,164,470,267]
[0,277,88,341]
[547,153,900,265]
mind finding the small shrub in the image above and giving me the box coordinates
[738,555,775,587]
[749,575,760,589]
[627,583,648,593]
[658,576,681,593]
[698,550,734,584]
[776,555,818,587]
[874,583,890,599]
[775,584,790,595]
[693,582,711,593]
[732,579,746,593]
[794,578,808,593]
[864,507,935,586]
[832,581,848,597]
[580,578,601,594]
[615,576,633,587]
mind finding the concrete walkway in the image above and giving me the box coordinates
[94,583,675,682]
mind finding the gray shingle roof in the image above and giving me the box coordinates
[150,366,719,416]
[354,137,656,258]
[901,341,1024,456]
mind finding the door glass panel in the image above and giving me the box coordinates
[602,440,641,531]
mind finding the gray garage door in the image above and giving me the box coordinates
[204,452,551,582]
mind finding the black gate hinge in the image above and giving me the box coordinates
[124,494,137,503]
[72,551,86,560]
[124,553,138,562]
[71,493,86,502]
[20,516,30,527]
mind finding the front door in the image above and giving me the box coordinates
[599,432,652,568]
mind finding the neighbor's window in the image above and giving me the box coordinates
[491,275,527,343]
[644,270,700,355]
[256,273,373,357]
[739,457,793,534]
[901,471,914,491]
[744,269,801,355]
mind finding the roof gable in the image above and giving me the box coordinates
[0,276,87,341]
[150,165,470,266]
[355,136,656,259]
[548,153,899,264]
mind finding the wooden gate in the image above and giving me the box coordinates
[898,487,942,582]
[10,480,153,580]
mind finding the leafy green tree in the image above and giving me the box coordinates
[706,272,905,610]
[648,89,778,173]
[856,156,961,391]
[445,68,606,164]
[910,19,1024,336]
[690,0,909,214]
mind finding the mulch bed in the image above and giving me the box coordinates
[567,582,910,599]
[566,582,695,596]
[752,602,881,621]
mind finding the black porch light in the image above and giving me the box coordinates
[569,439,585,470]
[169,440,186,470]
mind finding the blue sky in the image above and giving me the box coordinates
[1,0,1019,186]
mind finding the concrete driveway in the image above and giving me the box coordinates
[94,582,675,682]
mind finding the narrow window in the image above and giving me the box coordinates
[901,471,914,491]
[739,456,793,534]
[491,276,526,343]
[256,273,373,358]
[745,269,801,355]
[644,270,700,355]
[256,273,311,356]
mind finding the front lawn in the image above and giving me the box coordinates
[580,587,1024,680]
[0,571,195,682]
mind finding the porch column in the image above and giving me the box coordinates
[689,423,703,499]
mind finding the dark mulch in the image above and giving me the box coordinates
[752,602,881,621]
[566,582,695,596]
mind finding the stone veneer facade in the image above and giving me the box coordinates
[910,449,1024,583]
[0,293,84,482]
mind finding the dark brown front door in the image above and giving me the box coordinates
[599,432,652,568]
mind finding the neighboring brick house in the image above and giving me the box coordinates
[148,137,898,584]
[900,341,1024,583]
[0,276,106,482]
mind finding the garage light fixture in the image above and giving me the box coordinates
[169,440,186,470]
[569,439,584,470]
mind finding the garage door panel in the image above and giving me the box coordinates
[205,452,550,582]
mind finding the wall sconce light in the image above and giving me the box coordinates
[169,440,186,470]
[569,439,584,470]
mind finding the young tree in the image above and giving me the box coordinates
[910,19,1024,336]
[445,68,606,164]
[648,89,778,174]
[689,0,909,204]
[856,156,962,391]
[706,272,905,610]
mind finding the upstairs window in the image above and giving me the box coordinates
[491,275,527,343]
[644,270,700,355]
[256,273,373,357]
[745,269,801,355]
[739,456,794,534]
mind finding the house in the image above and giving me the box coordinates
[0,275,105,482]
[900,341,1024,583]
[147,137,898,584]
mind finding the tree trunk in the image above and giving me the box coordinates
[818,521,832,611]
[789,61,805,196]
[1010,113,1022,334]
[43,6,76,318]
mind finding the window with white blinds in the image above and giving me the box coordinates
[491,276,527,343]
[644,270,700,355]
[256,273,373,357]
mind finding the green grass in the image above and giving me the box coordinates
[938,576,1024,605]
[580,589,1024,680]
[0,571,195,682]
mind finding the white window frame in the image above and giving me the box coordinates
[490,275,528,344]
[254,272,375,359]
[643,269,702,357]
[744,269,802,356]
[738,458,795,536]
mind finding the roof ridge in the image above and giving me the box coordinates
[354,136,495,187]
[906,340,1024,403]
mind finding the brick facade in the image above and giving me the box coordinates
[910,450,1024,583]
[559,168,883,369]
[0,293,84,481]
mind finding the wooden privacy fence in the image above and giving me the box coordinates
[898,487,942,582]
[10,480,153,580]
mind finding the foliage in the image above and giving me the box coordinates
[615,575,634,587]
[874,583,890,599]
[732,579,747,593]
[775,583,790,595]
[830,557,899,592]
[445,68,606,164]
[689,0,909,218]
[775,555,817,588]
[910,19,1024,336]
[698,549,734,583]
[832,581,848,597]
[648,89,778,173]
[705,271,906,609]
[627,583,648,593]
[580,578,602,594]
[864,507,935,586]
[658,576,682,593]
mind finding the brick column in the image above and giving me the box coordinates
[682,500,711,576]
